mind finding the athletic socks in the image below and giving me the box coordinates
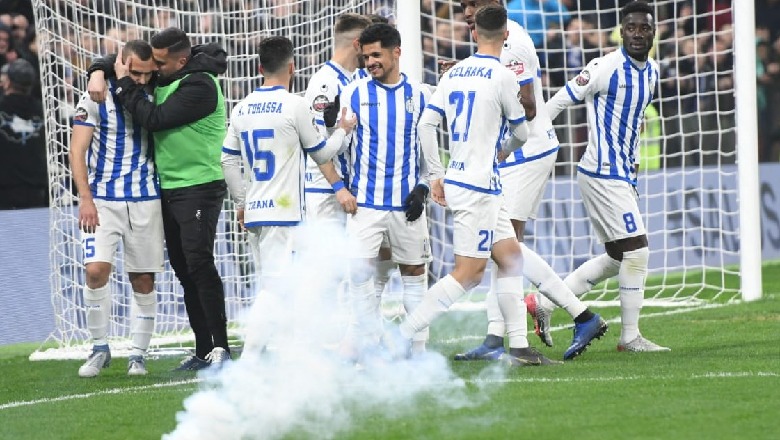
[401,274,429,353]
[495,276,529,349]
[485,267,505,337]
[84,284,111,347]
[520,243,587,318]
[374,258,396,298]
[350,277,383,345]
[564,253,621,297]
[130,291,157,358]
[400,274,465,339]
[618,247,649,344]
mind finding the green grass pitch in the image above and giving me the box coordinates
[1,263,778,440]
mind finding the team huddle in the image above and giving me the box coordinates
[70,0,668,377]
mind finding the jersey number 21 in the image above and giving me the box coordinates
[449,91,475,142]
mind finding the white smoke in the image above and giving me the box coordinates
[164,221,485,440]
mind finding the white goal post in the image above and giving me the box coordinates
[30,0,760,360]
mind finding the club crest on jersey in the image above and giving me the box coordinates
[312,95,330,112]
[575,70,591,86]
[507,61,524,75]
[74,107,88,122]
[405,97,415,113]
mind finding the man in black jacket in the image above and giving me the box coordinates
[89,28,231,370]
[0,58,47,209]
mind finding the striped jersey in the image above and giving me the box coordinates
[303,61,352,193]
[341,73,429,210]
[222,86,328,227]
[352,67,370,81]
[427,54,526,194]
[499,19,559,167]
[72,80,158,201]
[562,48,659,184]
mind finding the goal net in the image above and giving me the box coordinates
[31,0,384,359]
[422,0,746,307]
[31,0,750,359]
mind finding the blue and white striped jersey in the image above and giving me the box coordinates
[303,61,352,193]
[555,48,659,184]
[340,73,429,210]
[499,19,559,168]
[352,67,370,81]
[223,86,329,227]
[72,80,158,201]
[427,54,526,194]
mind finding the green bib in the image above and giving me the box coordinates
[153,74,226,189]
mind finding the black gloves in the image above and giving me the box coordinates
[403,183,429,222]
[323,95,341,128]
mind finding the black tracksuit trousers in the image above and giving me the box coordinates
[161,180,229,359]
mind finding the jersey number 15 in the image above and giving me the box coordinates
[240,129,276,182]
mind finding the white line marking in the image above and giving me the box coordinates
[0,379,201,411]
[467,371,780,384]
[2,371,777,412]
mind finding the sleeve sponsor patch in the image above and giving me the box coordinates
[575,70,590,86]
[74,106,88,122]
[506,61,525,76]
[311,94,331,113]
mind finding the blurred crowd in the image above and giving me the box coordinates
[422,0,780,169]
[2,0,779,210]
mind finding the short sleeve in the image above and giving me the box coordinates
[500,70,526,124]
[501,36,536,86]
[425,79,446,117]
[73,92,98,127]
[305,72,340,128]
[295,99,325,152]
[564,57,601,104]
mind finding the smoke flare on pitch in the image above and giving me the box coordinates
[164,222,480,440]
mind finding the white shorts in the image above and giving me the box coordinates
[346,208,431,265]
[246,225,296,276]
[445,184,515,258]
[577,172,646,243]
[82,198,164,273]
[305,191,345,224]
[501,153,557,221]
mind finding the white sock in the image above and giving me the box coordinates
[400,274,465,338]
[350,277,383,346]
[372,260,395,330]
[564,253,621,296]
[130,291,157,357]
[84,285,111,347]
[618,248,649,344]
[495,276,528,349]
[485,266,505,337]
[402,274,429,353]
[520,243,587,318]
[375,259,396,298]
